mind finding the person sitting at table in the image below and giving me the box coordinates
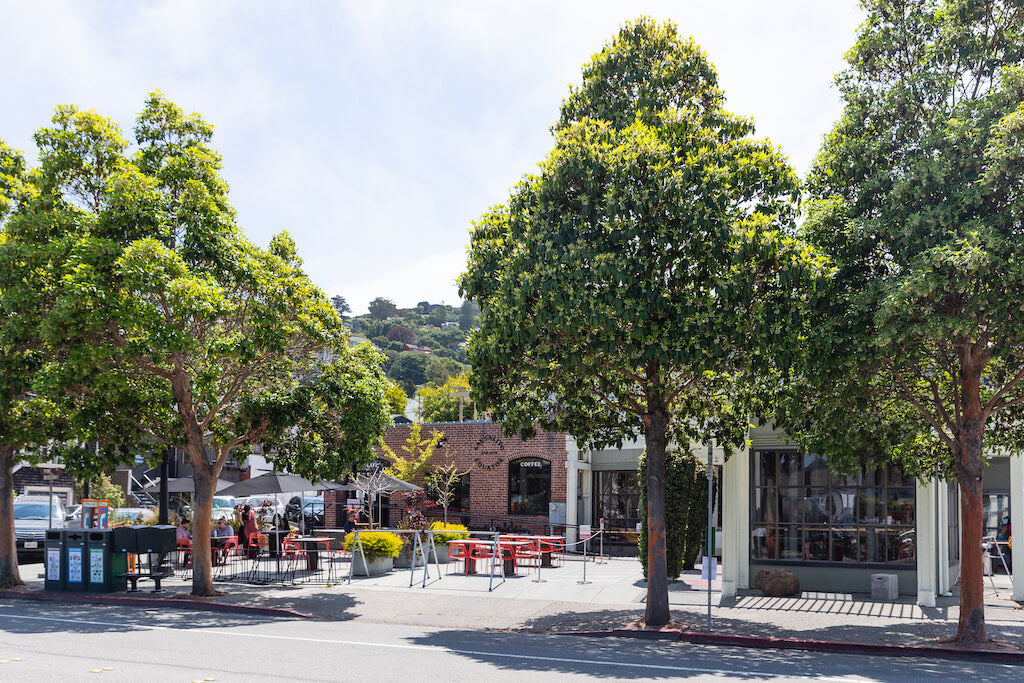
[176,519,191,541]
[342,511,358,535]
[212,517,233,564]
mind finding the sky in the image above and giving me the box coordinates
[1,1,865,315]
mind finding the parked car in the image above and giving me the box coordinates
[211,496,237,521]
[64,504,83,527]
[285,496,324,530]
[14,495,66,557]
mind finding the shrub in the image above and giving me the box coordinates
[638,448,708,579]
[344,531,403,560]
[429,521,469,544]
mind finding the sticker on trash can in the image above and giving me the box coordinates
[90,548,105,583]
[67,547,83,583]
[47,549,61,580]
[67,548,83,585]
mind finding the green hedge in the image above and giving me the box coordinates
[429,521,470,544]
[638,448,709,579]
[345,531,403,559]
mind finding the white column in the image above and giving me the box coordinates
[916,478,937,607]
[565,436,579,548]
[1011,454,1024,602]
[937,481,951,595]
[722,445,749,596]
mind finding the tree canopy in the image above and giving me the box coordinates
[769,0,1024,644]
[460,18,813,626]
[368,296,398,320]
[9,93,391,596]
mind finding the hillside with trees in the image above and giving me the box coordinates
[333,297,479,400]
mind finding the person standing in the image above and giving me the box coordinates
[241,504,259,559]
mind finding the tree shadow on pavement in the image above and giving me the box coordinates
[408,627,1021,680]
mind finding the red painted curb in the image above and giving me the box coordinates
[0,589,313,619]
[558,628,1024,664]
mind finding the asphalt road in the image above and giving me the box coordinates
[0,602,1020,682]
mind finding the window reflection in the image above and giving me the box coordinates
[750,450,916,566]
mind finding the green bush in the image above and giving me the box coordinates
[344,531,403,559]
[638,448,708,579]
[429,521,469,544]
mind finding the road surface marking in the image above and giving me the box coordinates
[0,609,859,680]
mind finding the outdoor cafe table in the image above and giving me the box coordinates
[291,536,330,572]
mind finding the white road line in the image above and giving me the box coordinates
[0,609,858,681]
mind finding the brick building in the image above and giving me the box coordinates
[325,421,569,533]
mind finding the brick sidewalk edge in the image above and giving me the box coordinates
[0,588,314,619]
[560,628,1024,664]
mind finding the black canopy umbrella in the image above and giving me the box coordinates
[216,472,320,497]
[141,476,233,494]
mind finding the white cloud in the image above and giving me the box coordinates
[1,0,864,316]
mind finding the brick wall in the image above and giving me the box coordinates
[325,421,568,532]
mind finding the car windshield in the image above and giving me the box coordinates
[15,503,59,520]
[213,497,234,508]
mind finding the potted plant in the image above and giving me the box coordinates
[393,491,434,568]
[345,531,402,575]
[428,521,469,563]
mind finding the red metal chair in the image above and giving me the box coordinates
[447,540,469,575]
[176,538,192,578]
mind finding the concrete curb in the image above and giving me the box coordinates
[560,628,1024,664]
[0,588,314,619]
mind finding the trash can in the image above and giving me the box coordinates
[44,529,66,592]
[110,525,138,554]
[64,529,88,592]
[86,529,127,593]
[135,525,176,555]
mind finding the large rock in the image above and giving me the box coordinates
[752,569,800,597]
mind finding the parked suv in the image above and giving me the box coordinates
[14,495,66,558]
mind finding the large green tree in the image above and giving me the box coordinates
[23,93,387,596]
[0,139,126,587]
[772,0,1024,645]
[460,19,811,626]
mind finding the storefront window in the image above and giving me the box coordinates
[508,458,550,515]
[593,471,643,544]
[750,450,915,566]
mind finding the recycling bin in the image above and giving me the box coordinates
[44,529,66,592]
[86,529,127,593]
[64,529,87,592]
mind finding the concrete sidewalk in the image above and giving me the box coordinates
[6,555,1023,655]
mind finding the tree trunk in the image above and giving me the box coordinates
[953,352,986,645]
[643,400,670,627]
[189,447,218,597]
[0,445,24,588]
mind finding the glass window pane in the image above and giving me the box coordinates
[886,528,915,564]
[752,526,776,559]
[831,527,859,562]
[857,490,884,524]
[778,453,801,487]
[778,526,802,560]
[832,489,858,525]
[832,471,862,487]
[887,488,915,526]
[756,452,777,487]
[779,490,802,523]
[804,454,829,487]
[862,528,885,563]
[804,529,829,560]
